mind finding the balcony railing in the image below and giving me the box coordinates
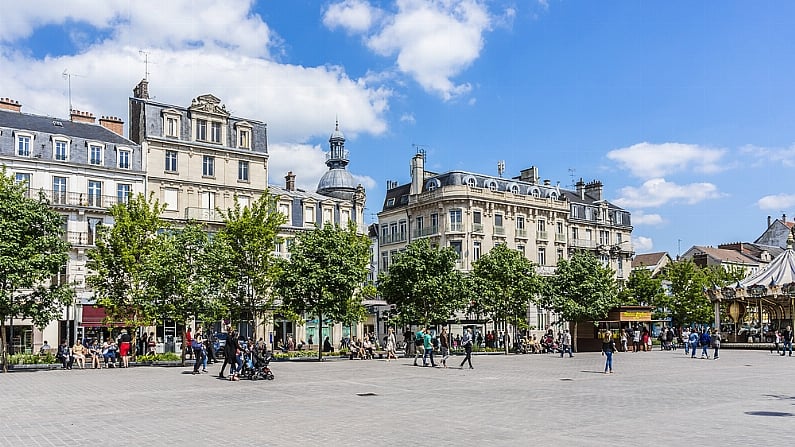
[515,228,528,238]
[380,233,408,245]
[555,233,567,243]
[536,230,548,241]
[571,238,596,249]
[185,207,224,222]
[414,226,439,238]
[493,226,505,236]
[44,190,123,209]
[472,223,483,233]
[448,223,464,232]
[64,231,93,246]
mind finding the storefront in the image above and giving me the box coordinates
[578,306,655,352]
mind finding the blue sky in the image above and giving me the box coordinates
[3,0,795,256]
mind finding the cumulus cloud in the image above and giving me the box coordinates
[268,142,375,194]
[0,1,390,148]
[740,144,795,168]
[400,113,416,123]
[632,236,654,252]
[323,0,383,34]
[606,142,726,179]
[757,193,795,211]
[614,178,724,209]
[326,0,492,101]
[630,211,664,226]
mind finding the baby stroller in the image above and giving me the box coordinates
[240,347,274,381]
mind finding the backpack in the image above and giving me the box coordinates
[191,339,203,350]
[414,332,424,347]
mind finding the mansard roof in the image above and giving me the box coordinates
[0,109,134,146]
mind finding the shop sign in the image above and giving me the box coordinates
[619,311,651,321]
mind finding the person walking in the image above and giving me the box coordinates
[192,333,206,375]
[682,327,691,356]
[413,327,425,366]
[218,328,236,379]
[385,328,397,361]
[119,329,132,368]
[560,329,573,358]
[699,329,711,359]
[781,325,793,357]
[688,329,699,359]
[601,331,616,374]
[184,327,193,360]
[459,328,474,369]
[422,329,436,367]
[711,329,721,360]
[439,327,450,368]
[632,327,641,352]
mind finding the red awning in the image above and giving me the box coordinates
[81,306,125,328]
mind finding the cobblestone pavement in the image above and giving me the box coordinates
[1,349,794,446]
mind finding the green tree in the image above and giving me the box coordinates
[620,268,665,307]
[212,193,286,334]
[274,222,371,360]
[471,244,543,353]
[660,259,713,326]
[0,168,74,372]
[87,193,167,354]
[378,239,466,327]
[541,251,619,352]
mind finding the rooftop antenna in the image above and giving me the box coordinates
[568,168,576,187]
[139,50,152,80]
[411,143,427,159]
[62,69,85,115]
[497,160,505,178]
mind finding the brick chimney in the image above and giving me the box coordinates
[70,109,96,124]
[285,171,296,191]
[99,116,124,136]
[0,97,21,112]
[133,79,150,99]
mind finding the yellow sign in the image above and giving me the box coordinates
[619,311,651,321]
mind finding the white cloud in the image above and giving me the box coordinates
[606,142,726,179]
[630,211,664,226]
[632,236,654,252]
[740,144,795,168]
[614,178,723,209]
[400,113,416,124]
[0,1,390,146]
[363,0,492,100]
[323,0,383,34]
[267,143,376,194]
[757,193,795,211]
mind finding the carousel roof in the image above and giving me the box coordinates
[738,245,795,288]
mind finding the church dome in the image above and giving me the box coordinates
[317,168,356,198]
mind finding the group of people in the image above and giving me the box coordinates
[408,327,473,369]
[771,326,794,356]
[680,327,721,359]
[49,329,135,370]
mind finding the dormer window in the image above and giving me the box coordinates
[15,132,33,157]
[118,148,131,169]
[196,119,208,141]
[211,122,222,143]
[162,109,181,138]
[88,143,104,166]
[52,137,70,161]
[485,179,498,191]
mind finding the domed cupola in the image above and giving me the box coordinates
[317,120,357,200]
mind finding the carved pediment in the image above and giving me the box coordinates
[189,94,229,117]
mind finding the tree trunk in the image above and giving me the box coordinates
[573,321,578,353]
[504,320,509,355]
[317,311,323,361]
[0,321,7,373]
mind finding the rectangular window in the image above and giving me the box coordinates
[381,226,389,242]
[165,150,178,172]
[163,188,178,211]
[89,145,103,165]
[202,155,215,177]
[431,213,439,233]
[279,203,290,220]
[517,244,525,256]
[381,251,389,272]
[586,229,593,241]
[572,227,579,240]
[599,230,610,245]
[538,247,546,266]
[557,248,565,261]
[616,232,623,244]
[450,240,463,259]
[341,209,350,224]
[537,219,546,232]
[15,173,31,185]
[237,195,251,209]
[516,216,525,230]
[323,208,333,225]
[238,160,249,182]
[557,221,564,234]
[118,150,130,169]
[239,130,250,148]
[88,180,102,207]
[473,210,482,224]
[211,122,222,143]
[416,216,424,233]
[196,119,208,141]
[52,176,67,204]
[117,184,131,204]
[449,209,463,231]
[473,241,481,261]
[305,206,315,225]
[201,191,215,210]
[17,136,31,156]
[398,220,407,241]
[494,213,503,227]
[166,117,178,137]
[54,140,68,161]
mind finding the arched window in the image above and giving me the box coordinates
[425,178,441,192]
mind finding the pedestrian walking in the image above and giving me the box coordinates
[385,328,397,361]
[781,325,793,357]
[688,329,699,358]
[192,333,205,375]
[422,329,436,367]
[459,328,474,369]
[218,328,236,379]
[711,329,721,360]
[413,327,425,366]
[601,331,616,374]
[119,329,132,368]
[699,329,711,359]
[682,327,691,356]
[632,327,641,352]
[560,329,573,358]
[439,327,450,368]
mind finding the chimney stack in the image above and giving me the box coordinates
[0,97,21,112]
[285,171,296,191]
[133,79,150,99]
[768,215,772,227]
[99,116,124,136]
[70,109,96,124]
[784,213,788,223]
[576,178,586,200]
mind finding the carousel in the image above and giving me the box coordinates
[706,234,795,343]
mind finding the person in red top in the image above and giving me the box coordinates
[184,327,193,359]
[119,330,132,368]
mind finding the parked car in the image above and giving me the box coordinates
[213,332,228,356]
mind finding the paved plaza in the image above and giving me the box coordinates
[1,349,794,446]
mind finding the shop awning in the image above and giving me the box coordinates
[80,305,125,328]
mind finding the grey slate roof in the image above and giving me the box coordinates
[0,109,134,146]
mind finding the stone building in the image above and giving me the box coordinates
[377,151,633,335]
[0,97,145,353]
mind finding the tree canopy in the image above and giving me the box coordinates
[0,168,73,371]
[620,268,665,307]
[378,239,466,326]
[660,259,714,326]
[274,222,371,359]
